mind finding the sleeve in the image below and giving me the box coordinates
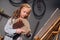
[4,18,16,34]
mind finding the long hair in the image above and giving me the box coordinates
[12,3,31,19]
[11,3,31,24]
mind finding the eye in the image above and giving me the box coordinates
[24,11,26,13]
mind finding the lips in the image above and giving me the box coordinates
[24,15,28,18]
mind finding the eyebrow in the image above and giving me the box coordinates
[24,10,28,13]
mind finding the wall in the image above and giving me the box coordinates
[0,0,60,40]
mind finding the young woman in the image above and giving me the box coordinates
[4,3,32,40]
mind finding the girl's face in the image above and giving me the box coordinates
[20,7,30,18]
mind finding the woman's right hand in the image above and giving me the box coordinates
[16,28,25,34]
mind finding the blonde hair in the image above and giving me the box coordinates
[12,3,31,19]
[11,3,31,24]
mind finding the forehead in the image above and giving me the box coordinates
[21,7,30,12]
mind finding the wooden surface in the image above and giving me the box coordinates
[34,8,60,40]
